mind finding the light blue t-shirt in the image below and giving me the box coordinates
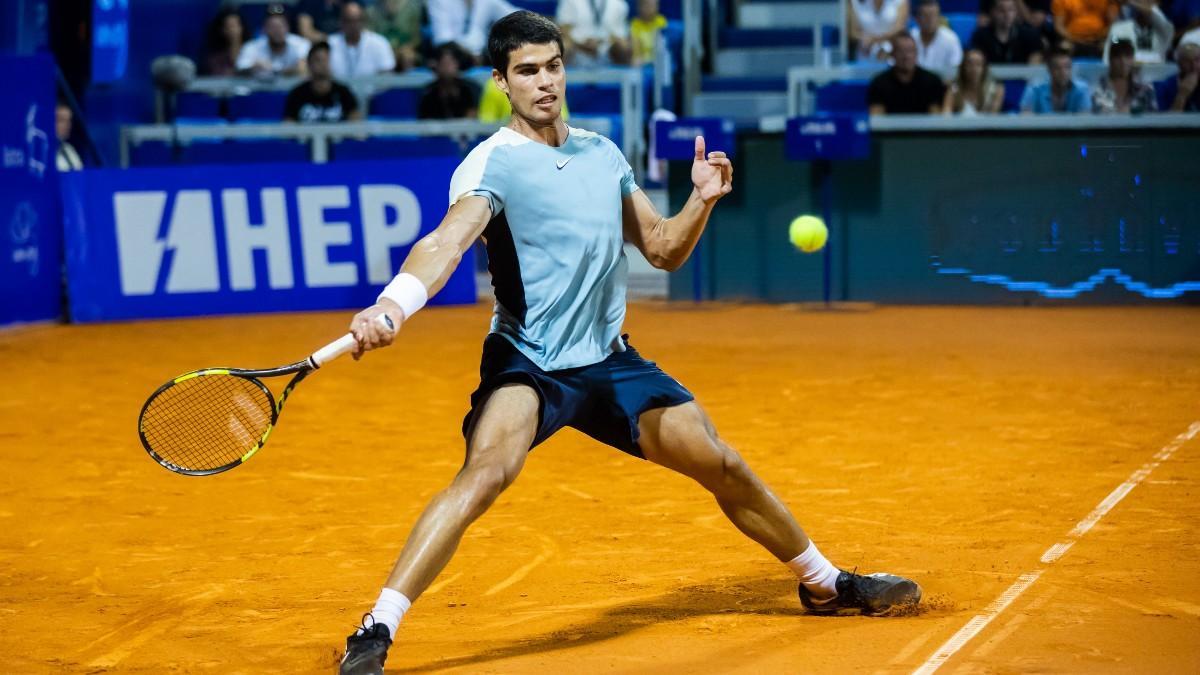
[1020,78,1091,114]
[449,126,640,371]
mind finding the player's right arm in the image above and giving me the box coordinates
[349,195,493,357]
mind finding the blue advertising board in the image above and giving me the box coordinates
[92,0,130,83]
[654,117,736,160]
[785,115,870,161]
[61,158,474,322]
[0,54,60,327]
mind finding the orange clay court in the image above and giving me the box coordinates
[1,303,1198,673]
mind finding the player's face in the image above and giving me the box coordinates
[498,42,565,125]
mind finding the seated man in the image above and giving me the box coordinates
[971,0,1045,64]
[868,33,947,114]
[283,41,363,122]
[418,43,481,119]
[1051,0,1119,58]
[329,1,397,78]
[1020,48,1091,112]
[429,0,519,63]
[236,3,311,76]
[911,0,964,70]
[557,0,632,66]
[1160,42,1200,112]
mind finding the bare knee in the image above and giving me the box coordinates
[451,458,520,520]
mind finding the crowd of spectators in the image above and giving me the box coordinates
[198,0,670,125]
[866,0,1200,115]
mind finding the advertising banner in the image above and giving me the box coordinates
[0,54,60,326]
[61,158,474,321]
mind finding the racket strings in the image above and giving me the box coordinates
[141,375,274,472]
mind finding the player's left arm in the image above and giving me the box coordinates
[622,135,732,272]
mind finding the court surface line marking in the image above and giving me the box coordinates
[912,420,1200,675]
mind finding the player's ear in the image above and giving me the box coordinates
[492,68,509,96]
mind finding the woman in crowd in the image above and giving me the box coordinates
[204,8,248,76]
[943,48,1004,114]
[849,0,911,61]
[1092,38,1157,113]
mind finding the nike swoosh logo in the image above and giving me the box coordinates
[556,155,573,170]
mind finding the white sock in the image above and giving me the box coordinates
[785,542,841,601]
[361,588,411,639]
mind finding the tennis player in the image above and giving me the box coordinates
[339,11,920,673]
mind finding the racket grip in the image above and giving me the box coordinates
[309,314,395,368]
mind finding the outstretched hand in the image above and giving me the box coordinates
[691,136,733,204]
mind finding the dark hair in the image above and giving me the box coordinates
[892,32,917,49]
[487,11,564,75]
[916,0,941,11]
[308,40,331,61]
[206,7,248,52]
[1046,47,1072,64]
[1109,38,1135,59]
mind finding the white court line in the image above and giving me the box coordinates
[913,420,1200,675]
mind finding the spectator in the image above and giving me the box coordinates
[911,0,964,69]
[55,101,83,171]
[849,0,911,61]
[558,0,633,65]
[1103,0,1174,63]
[977,0,1051,30]
[631,0,668,65]
[204,7,247,76]
[867,34,947,113]
[1051,0,1119,57]
[418,43,481,119]
[329,2,397,78]
[943,48,1004,113]
[1093,38,1158,111]
[1021,48,1091,112]
[236,4,311,76]
[971,0,1045,63]
[1160,42,1200,111]
[371,0,423,71]
[429,0,519,62]
[284,41,363,122]
[297,0,345,43]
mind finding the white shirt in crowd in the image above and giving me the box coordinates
[1103,7,1175,64]
[57,142,83,172]
[328,30,396,78]
[911,25,962,70]
[557,0,629,64]
[236,34,312,73]
[852,0,907,59]
[429,0,518,56]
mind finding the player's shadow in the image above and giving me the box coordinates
[390,576,805,673]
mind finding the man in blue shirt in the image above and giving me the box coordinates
[337,12,922,674]
[1021,48,1092,113]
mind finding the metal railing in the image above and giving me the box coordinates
[787,63,1180,117]
[120,116,616,168]
[138,67,643,172]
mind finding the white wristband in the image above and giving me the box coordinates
[378,272,428,320]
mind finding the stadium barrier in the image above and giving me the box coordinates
[667,115,1200,304]
[141,68,644,173]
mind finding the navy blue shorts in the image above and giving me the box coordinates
[461,334,694,458]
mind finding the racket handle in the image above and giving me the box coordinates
[309,314,395,368]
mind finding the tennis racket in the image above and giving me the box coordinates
[138,314,394,476]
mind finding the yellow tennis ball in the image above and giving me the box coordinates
[789,215,828,253]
